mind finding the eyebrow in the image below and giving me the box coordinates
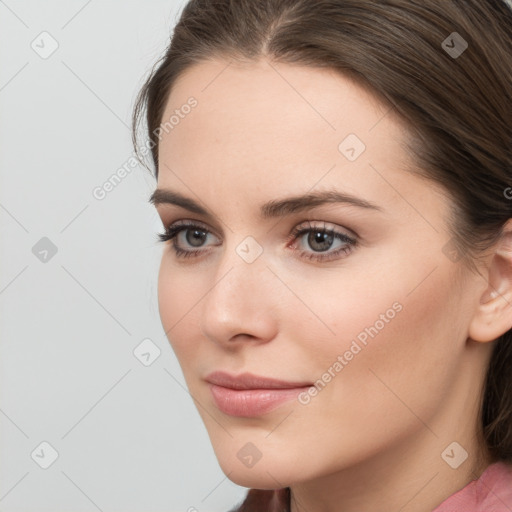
[149,188,384,219]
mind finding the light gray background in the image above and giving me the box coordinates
[0,1,247,511]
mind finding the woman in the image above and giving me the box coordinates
[132,0,512,510]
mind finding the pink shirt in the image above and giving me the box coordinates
[432,461,512,511]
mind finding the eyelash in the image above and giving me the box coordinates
[156,220,357,262]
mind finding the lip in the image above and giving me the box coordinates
[205,371,312,390]
[205,371,313,417]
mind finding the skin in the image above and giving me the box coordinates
[152,57,512,512]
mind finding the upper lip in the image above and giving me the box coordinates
[205,371,312,390]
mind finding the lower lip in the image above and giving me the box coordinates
[208,383,312,417]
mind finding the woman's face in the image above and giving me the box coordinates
[153,58,488,488]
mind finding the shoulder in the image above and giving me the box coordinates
[433,461,512,512]
[474,462,512,510]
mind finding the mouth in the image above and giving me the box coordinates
[205,370,312,389]
[205,371,313,417]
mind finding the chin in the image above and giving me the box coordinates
[224,468,290,490]
[214,450,299,489]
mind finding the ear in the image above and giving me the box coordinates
[469,218,512,343]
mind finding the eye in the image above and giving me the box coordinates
[156,219,357,262]
[286,221,356,262]
[156,220,219,259]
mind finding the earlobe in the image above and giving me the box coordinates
[469,291,511,343]
[468,220,512,343]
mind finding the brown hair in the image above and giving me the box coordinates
[132,1,512,510]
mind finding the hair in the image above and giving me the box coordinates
[132,0,512,510]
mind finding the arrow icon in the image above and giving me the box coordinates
[30,31,59,60]
[32,237,58,262]
[441,32,468,59]
[134,339,161,366]
[441,441,468,468]
[31,441,59,469]
[236,236,263,263]
[237,441,262,467]
[339,134,365,161]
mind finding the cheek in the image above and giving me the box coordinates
[295,260,463,437]
[248,265,464,480]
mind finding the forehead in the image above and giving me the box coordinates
[155,58,442,222]
[159,58,398,164]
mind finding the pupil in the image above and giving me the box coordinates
[187,229,206,247]
[309,231,333,252]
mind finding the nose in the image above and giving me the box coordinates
[199,243,279,347]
